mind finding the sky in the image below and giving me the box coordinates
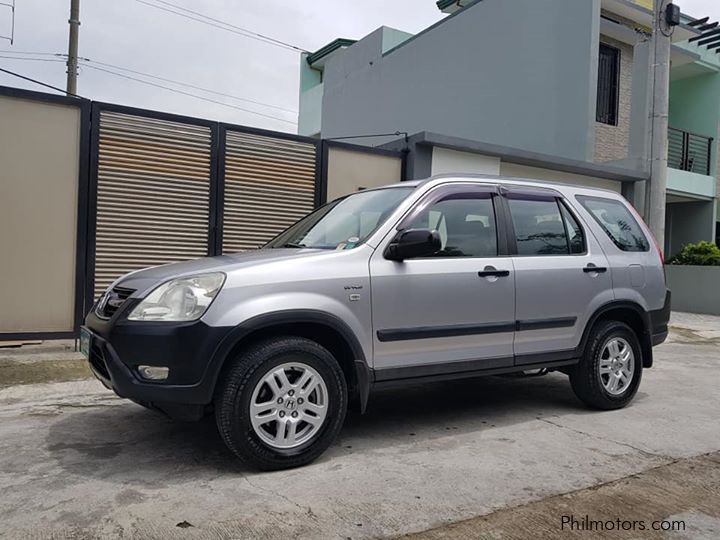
[0,0,444,133]
[0,0,719,134]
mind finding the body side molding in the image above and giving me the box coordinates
[377,316,577,342]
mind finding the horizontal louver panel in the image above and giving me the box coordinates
[94,110,211,296]
[223,131,317,253]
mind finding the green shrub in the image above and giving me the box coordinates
[668,241,720,266]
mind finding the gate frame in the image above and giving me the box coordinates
[0,86,91,341]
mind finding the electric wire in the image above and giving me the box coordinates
[0,49,60,56]
[81,63,297,125]
[148,0,307,52]
[135,0,308,53]
[79,57,297,113]
[0,50,297,115]
[0,65,82,96]
[0,55,65,62]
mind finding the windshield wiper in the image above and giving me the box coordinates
[280,242,307,248]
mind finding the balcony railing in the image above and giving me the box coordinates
[668,127,714,176]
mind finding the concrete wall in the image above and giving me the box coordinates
[665,200,716,256]
[594,36,634,163]
[0,95,81,333]
[321,0,601,162]
[665,265,720,315]
[667,168,716,200]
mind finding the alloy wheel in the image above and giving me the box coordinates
[598,337,635,396]
[249,362,329,449]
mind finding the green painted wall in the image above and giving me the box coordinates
[669,73,720,176]
[298,52,323,136]
[299,53,321,92]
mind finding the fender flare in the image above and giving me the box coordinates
[577,301,653,368]
[205,309,371,412]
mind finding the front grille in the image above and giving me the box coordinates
[96,286,135,319]
[89,342,110,381]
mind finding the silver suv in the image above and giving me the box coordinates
[81,175,671,470]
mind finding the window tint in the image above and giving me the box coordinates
[508,197,568,256]
[560,203,585,254]
[406,192,498,257]
[577,196,649,252]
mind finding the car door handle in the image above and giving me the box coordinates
[478,268,510,278]
[583,264,607,274]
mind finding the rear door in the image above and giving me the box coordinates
[575,194,666,313]
[502,187,614,365]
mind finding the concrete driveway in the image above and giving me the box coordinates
[0,315,718,539]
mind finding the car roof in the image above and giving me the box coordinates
[376,174,622,198]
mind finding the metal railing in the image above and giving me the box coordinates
[668,127,714,176]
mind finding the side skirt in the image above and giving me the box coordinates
[371,358,578,390]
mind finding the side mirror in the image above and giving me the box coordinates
[384,229,441,261]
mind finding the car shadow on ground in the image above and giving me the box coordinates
[44,372,630,479]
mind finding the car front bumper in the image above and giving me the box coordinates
[83,307,232,419]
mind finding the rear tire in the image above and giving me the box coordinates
[215,336,347,470]
[570,320,642,410]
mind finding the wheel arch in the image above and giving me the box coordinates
[578,301,653,368]
[207,310,371,412]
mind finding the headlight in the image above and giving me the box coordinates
[127,273,225,322]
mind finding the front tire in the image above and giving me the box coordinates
[570,321,642,410]
[215,336,347,470]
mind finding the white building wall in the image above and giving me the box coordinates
[499,162,622,193]
[431,147,501,176]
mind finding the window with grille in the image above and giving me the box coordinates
[596,43,620,126]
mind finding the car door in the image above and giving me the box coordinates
[502,187,614,365]
[369,184,516,381]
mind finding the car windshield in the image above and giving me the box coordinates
[265,187,414,250]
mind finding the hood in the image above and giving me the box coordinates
[111,248,329,296]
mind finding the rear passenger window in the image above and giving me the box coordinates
[507,197,570,256]
[577,196,649,252]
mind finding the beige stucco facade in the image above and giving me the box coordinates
[0,96,81,333]
[326,146,403,201]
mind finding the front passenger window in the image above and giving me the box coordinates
[405,193,498,257]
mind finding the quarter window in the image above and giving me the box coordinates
[405,192,498,258]
[577,196,649,252]
[560,203,585,254]
[507,197,570,256]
